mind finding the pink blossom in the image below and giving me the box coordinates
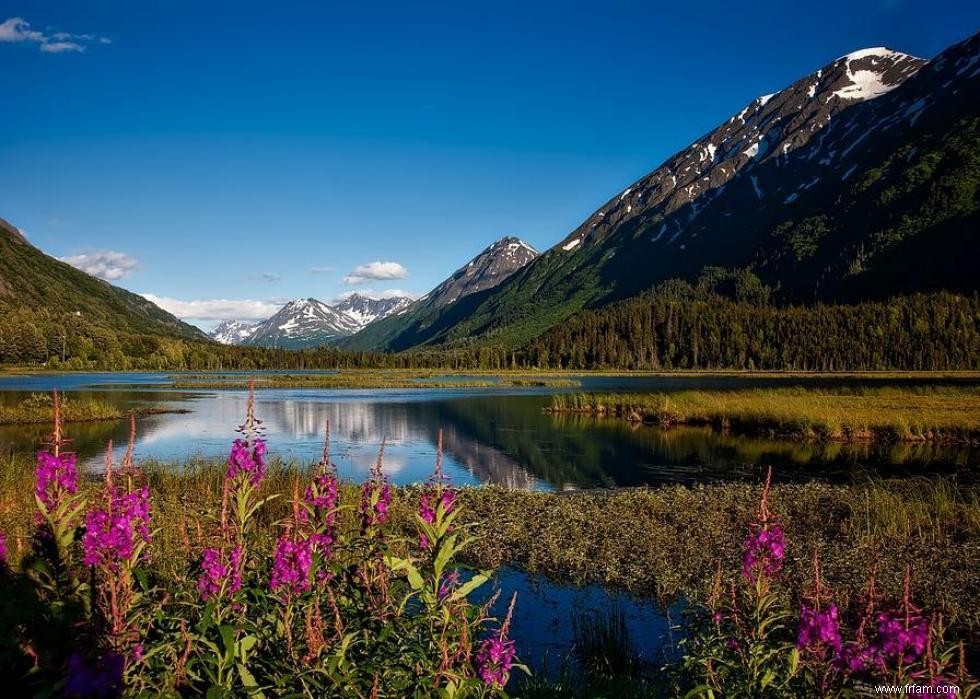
[741,524,785,580]
[227,438,267,485]
[35,451,78,513]
[269,536,313,599]
[797,604,842,653]
[82,485,151,570]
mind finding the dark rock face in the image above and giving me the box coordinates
[371,32,979,351]
[341,236,539,350]
[417,237,539,311]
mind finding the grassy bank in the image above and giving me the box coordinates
[1,456,977,634]
[548,385,980,443]
[170,370,580,389]
[0,393,185,425]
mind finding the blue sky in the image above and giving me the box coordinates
[2,1,977,329]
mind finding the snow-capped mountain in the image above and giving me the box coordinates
[208,320,258,345]
[333,293,413,326]
[413,236,539,311]
[342,236,539,349]
[213,294,415,348]
[243,298,361,349]
[348,31,980,351]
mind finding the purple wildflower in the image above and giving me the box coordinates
[302,472,339,556]
[797,604,843,653]
[198,546,242,601]
[269,536,313,599]
[227,438,267,485]
[875,611,929,664]
[0,532,7,568]
[439,570,461,601]
[838,641,881,673]
[741,524,785,580]
[419,431,456,549]
[35,451,78,513]
[359,478,392,531]
[474,635,516,689]
[82,485,151,570]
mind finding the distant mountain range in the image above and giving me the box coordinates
[208,294,413,348]
[348,31,980,351]
[3,31,977,367]
[211,237,538,349]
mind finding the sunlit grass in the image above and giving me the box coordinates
[549,385,980,442]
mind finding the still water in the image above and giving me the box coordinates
[0,372,976,490]
[0,372,975,677]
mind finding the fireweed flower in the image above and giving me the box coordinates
[227,437,267,485]
[419,429,456,549]
[35,451,78,513]
[269,535,313,599]
[82,485,152,570]
[360,478,392,530]
[741,467,784,580]
[475,593,518,689]
[875,611,929,664]
[198,546,243,601]
[797,604,843,653]
[360,439,392,532]
[302,472,340,555]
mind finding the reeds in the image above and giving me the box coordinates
[548,385,980,442]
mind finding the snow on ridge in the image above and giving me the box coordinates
[562,238,581,251]
[835,47,909,63]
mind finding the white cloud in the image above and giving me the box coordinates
[140,295,283,321]
[40,40,84,53]
[309,266,335,274]
[342,261,408,284]
[59,250,139,281]
[0,17,43,42]
[0,17,108,53]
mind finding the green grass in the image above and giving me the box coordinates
[169,370,580,389]
[548,385,980,442]
[0,393,184,425]
[1,456,978,635]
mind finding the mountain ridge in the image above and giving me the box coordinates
[348,31,980,352]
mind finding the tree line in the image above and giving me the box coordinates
[1,287,978,372]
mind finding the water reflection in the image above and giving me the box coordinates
[0,377,976,490]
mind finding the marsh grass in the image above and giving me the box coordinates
[170,370,580,390]
[548,385,980,442]
[0,393,182,425]
[2,455,978,638]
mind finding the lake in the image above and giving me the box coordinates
[1,371,976,681]
[1,372,977,490]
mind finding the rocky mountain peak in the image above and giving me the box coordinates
[416,235,539,310]
[552,47,928,255]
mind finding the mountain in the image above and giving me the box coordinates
[354,32,980,351]
[333,293,413,326]
[343,236,539,350]
[208,320,258,345]
[242,298,361,349]
[0,216,207,364]
[217,294,414,348]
